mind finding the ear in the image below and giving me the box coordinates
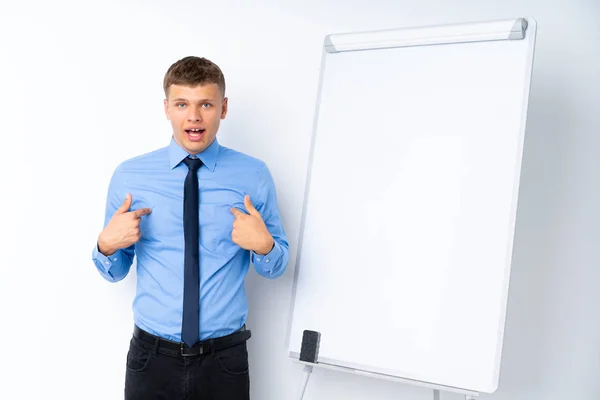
[163,99,170,120]
[221,97,228,119]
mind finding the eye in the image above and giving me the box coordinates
[202,103,211,108]
[176,103,186,108]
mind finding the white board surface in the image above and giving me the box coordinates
[287,18,537,394]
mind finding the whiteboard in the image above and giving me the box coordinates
[287,18,537,394]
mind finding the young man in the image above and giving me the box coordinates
[92,56,289,399]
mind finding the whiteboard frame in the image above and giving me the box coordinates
[286,16,538,396]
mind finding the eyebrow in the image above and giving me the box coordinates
[172,98,214,102]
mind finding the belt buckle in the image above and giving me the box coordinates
[180,342,203,357]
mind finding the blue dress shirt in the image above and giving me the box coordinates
[92,137,289,341]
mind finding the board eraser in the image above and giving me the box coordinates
[299,330,321,363]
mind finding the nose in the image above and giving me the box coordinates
[187,107,202,122]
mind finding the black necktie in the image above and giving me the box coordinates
[182,156,202,347]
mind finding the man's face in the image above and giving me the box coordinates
[164,83,228,154]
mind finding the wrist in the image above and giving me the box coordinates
[97,237,117,257]
[255,236,274,255]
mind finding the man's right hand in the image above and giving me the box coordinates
[97,193,152,256]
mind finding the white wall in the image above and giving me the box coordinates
[0,0,598,399]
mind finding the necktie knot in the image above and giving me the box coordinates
[183,156,202,172]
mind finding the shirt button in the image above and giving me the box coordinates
[105,261,109,265]
[113,258,117,261]
[256,258,261,262]
[265,259,270,263]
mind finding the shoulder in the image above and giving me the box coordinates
[217,146,276,197]
[113,146,169,175]
[217,145,269,174]
[217,145,279,206]
[109,146,169,186]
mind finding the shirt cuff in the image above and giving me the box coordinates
[92,245,120,272]
[252,242,282,269]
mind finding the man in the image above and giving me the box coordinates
[92,56,289,399]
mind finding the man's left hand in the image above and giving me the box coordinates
[231,195,274,255]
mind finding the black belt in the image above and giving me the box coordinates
[133,324,251,357]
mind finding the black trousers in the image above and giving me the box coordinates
[124,326,250,400]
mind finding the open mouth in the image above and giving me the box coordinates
[185,128,206,141]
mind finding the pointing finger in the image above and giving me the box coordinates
[132,207,152,218]
[230,207,246,219]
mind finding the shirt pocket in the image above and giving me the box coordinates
[135,200,167,250]
[199,201,244,257]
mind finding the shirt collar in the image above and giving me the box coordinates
[168,135,219,172]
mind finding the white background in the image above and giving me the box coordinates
[0,0,598,399]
